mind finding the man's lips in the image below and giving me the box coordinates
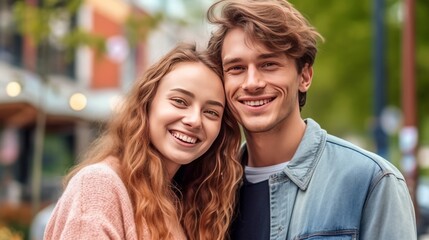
[240,97,275,107]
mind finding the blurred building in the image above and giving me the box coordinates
[0,0,150,206]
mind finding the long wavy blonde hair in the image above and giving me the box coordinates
[64,43,243,240]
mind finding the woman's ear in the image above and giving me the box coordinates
[299,64,313,92]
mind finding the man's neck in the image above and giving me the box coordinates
[244,117,306,167]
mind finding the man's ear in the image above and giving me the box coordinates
[299,64,313,92]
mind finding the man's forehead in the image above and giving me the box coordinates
[221,42,286,61]
[221,28,283,57]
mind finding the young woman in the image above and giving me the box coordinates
[44,43,243,240]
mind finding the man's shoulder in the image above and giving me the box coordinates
[324,134,404,179]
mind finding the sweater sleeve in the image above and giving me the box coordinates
[44,163,137,240]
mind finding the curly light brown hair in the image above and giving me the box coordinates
[64,43,242,240]
[207,0,324,109]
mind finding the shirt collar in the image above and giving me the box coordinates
[240,118,327,190]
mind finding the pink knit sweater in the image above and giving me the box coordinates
[44,159,186,239]
[44,161,141,239]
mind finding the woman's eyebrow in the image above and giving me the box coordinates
[171,88,194,98]
[170,88,224,108]
[206,100,224,108]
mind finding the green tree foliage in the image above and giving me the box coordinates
[13,0,106,65]
[291,0,428,146]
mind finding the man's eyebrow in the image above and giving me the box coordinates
[222,52,284,68]
[222,57,241,68]
[171,88,224,108]
[259,52,284,59]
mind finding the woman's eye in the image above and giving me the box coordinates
[205,110,220,118]
[171,98,187,106]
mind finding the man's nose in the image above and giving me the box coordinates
[241,65,266,92]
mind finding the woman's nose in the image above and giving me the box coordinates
[181,109,202,129]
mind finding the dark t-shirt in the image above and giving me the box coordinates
[230,179,270,240]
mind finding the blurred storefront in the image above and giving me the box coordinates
[0,0,148,212]
[0,1,210,238]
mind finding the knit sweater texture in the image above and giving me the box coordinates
[44,159,186,239]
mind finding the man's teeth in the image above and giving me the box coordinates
[172,132,197,144]
[243,99,272,107]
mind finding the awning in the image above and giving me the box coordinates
[0,62,124,129]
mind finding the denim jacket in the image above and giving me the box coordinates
[240,118,416,240]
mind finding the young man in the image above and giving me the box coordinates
[207,0,417,239]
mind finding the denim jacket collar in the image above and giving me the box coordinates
[240,118,327,190]
[283,118,326,190]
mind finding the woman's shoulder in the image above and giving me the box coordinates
[72,157,121,184]
[45,157,137,240]
[66,158,127,201]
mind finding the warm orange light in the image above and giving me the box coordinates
[6,81,21,97]
[69,93,87,111]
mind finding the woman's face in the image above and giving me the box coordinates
[149,62,225,177]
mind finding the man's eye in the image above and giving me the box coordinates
[262,62,277,69]
[225,66,245,74]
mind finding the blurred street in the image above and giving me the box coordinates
[1,0,428,239]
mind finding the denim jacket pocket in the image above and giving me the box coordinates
[294,229,358,240]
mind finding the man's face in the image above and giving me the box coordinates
[221,28,312,133]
